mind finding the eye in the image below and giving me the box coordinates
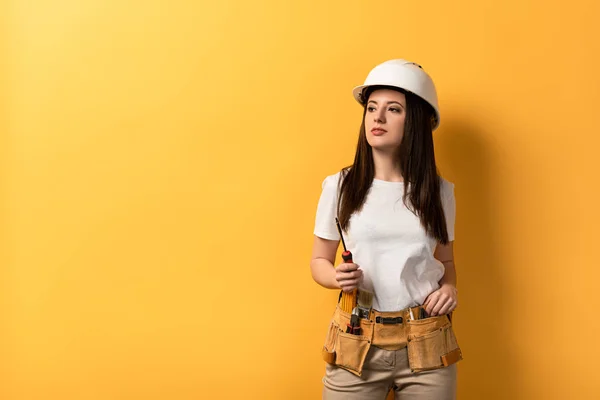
[367,106,376,112]
[389,107,401,113]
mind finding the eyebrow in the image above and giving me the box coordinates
[367,100,405,108]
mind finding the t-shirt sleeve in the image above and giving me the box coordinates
[313,174,341,241]
[441,180,456,241]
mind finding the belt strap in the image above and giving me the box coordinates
[375,316,403,324]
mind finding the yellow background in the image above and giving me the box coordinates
[2,1,600,399]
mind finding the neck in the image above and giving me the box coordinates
[372,148,403,182]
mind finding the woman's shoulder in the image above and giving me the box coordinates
[320,168,349,189]
[438,175,455,198]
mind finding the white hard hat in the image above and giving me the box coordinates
[352,59,441,130]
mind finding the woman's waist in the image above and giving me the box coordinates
[363,276,441,311]
[356,255,444,278]
[332,302,451,330]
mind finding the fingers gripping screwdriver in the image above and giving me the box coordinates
[335,218,361,335]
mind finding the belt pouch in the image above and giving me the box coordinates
[372,313,407,350]
[406,314,463,373]
[321,305,373,376]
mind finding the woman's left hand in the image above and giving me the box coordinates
[423,283,458,316]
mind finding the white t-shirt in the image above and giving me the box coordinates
[313,171,456,312]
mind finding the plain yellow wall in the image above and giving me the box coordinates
[3,1,600,399]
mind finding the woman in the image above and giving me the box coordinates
[310,59,462,399]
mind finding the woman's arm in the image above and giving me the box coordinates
[424,240,458,316]
[310,235,363,291]
[435,241,457,288]
[310,236,341,289]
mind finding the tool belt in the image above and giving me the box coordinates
[321,304,463,377]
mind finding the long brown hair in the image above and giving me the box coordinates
[336,86,450,245]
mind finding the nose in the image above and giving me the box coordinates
[374,108,386,124]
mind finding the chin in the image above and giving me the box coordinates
[368,137,399,150]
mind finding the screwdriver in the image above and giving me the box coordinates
[335,217,353,265]
[335,217,357,315]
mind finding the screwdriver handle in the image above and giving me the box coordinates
[342,250,353,263]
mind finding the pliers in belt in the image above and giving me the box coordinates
[346,307,362,335]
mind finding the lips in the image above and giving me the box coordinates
[371,128,387,136]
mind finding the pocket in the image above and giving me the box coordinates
[372,322,405,350]
[322,320,339,364]
[407,314,450,336]
[334,331,371,376]
[406,315,462,372]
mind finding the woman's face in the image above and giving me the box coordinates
[364,88,407,151]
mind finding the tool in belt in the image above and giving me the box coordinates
[336,290,432,333]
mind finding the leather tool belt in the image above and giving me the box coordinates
[321,304,463,377]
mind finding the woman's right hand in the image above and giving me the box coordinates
[335,263,363,292]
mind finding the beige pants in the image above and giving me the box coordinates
[322,345,457,400]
